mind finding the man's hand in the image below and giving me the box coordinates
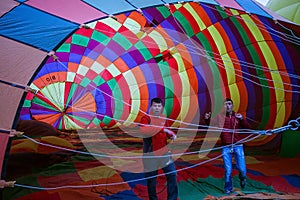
[0,180,16,188]
[204,112,211,119]
[171,134,177,141]
[235,113,243,120]
[164,129,177,141]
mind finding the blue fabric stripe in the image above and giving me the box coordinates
[83,0,135,14]
[219,20,239,51]
[236,0,272,18]
[36,62,67,79]
[0,4,78,52]
[163,0,193,3]
[163,0,218,5]
[121,53,137,69]
[198,0,218,5]
[127,0,164,9]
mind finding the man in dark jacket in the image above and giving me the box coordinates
[140,97,178,200]
[204,98,250,194]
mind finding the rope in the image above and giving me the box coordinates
[20,129,258,159]
[4,110,300,190]
[2,1,300,191]
[230,115,237,153]
[53,57,300,129]
[164,5,300,93]
[13,133,262,190]
[2,58,298,134]
[14,154,224,190]
[1,5,300,129]
[8,117,299,161]
[5,117,297,182]
[0,79,37,94]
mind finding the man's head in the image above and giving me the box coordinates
[150,97,163,116]
[223,98,233,114]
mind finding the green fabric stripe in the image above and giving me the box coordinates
[23,99,31,107]
[103,115,112,124]
[230,17,251,45]
[57,43,71,52]
[91,117,101,126]
[178,176,276,199]
[195,32,223,114]
[32,97,59,112]
[39,162,77,176]
[71,115,91,125]
[280,130,300,157]
[113,32,132,50]
[135,40,153,61]
[72,34,89,47]
[66,83,78,106]
[72,154,95,162]
[3,176,39,200]
[216,5,229,19]
[93,76,106,86]
[58,120,63,130]
[164,76,174,99]
[173,11,194,37]
[164,96,174,118]
[158,61,170,78]
[156,6,171,19]
[246,45,270,129]
[92,30,110,45]
[107,79,123,119]
[229,16,270,128]
[158,62,174,116]
[80,77,91,87]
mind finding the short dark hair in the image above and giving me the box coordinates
[151,97,163,106]
[224,98,233,104]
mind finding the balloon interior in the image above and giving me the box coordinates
[1,1,300,199]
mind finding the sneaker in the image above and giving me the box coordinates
[225,190,232,195]
[240,178,246,189]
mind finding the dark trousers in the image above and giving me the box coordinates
[144,154,178,200]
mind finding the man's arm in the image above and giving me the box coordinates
[163,119,177,140]
[139,116,165,136]
[201,112,219,127]
[236,113,250,129]
[240,118,250,129]
[164,128,177,140]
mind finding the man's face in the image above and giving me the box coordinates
[224,100,233,114]
[151,102,163,116]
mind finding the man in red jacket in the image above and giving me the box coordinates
[140,97,178,200]
[204,98,250,194]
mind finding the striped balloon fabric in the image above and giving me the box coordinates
[20,2,300,135]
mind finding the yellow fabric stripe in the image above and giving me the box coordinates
[173,53,190,121]
[41,82,65,111]
[259,41,285,127]
[122,70,140,126]
[229,9,240,16]
[241,14,285,127]
[184,3,207,31]
[174,3,183,10]
[123,18,141,35]
[148,29,168,52]
[101,17,122,31]
[208,25,226,55]
[240,14,265,41]
[223,54,240,110]
[207,25,240,109]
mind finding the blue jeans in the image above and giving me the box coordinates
[145,161,178,200]
[222,144,246,192]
